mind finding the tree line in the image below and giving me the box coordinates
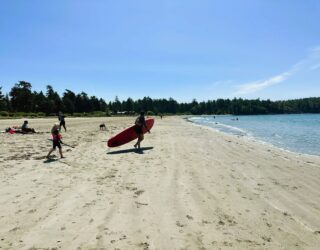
[1,81,320,116]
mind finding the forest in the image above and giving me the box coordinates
[0,81,320,117]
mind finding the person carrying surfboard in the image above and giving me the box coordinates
[46,123,64,159]
[134,111,150,149]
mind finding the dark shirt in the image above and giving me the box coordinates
[59,115,65,122]
[21,123,28,131]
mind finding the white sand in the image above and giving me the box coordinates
[0,116,320,249]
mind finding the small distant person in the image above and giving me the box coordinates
[160,114,163,119]
[47,123,64,159]
[58,111,67,132]
[134,111,150,150]
[21,120,36,133]
[99,122,106,131]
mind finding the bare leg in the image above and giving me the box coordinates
[134,134,143,149]
[134,139,139,148]
[59,148,64,158]
[46,148,55,158]
[137,134,144,149]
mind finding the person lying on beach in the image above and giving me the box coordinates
[133,111,150,149]
[46,123,64,159]
[5,127,16,134]
[9,120,36,134]
[58,111,67,132]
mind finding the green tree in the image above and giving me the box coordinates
[33,91,47,112]
[0,86,5,110]
[9,81,33,112]
[99,98,108,112]
[46,85,63,114]
[75,92,90,113]
[62,89,76,114]
[89,96,100,112]
[112,96,121,114]
[124,98,134,112]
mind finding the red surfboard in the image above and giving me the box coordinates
[107,118,154,147]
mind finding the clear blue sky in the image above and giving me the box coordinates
[1,0,319,102]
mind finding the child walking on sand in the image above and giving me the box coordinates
[47,123,64,159]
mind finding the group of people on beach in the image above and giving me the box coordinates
[46,111,150,159]
[5,111,150,159]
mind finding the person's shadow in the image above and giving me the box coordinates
[107,147,154,155]
[43,157,58,163]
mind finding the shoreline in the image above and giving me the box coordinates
[0,116,320,249]
[186,115,320,159]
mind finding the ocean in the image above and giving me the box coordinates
[188,114,320,156]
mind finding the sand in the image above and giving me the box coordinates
[0,116,320,249]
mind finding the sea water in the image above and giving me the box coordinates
[189,114,320,156]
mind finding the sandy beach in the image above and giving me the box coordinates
[0,116,320,249]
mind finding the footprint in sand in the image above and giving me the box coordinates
[213,241,233,247]
[202,219,211,225]
[137,242,150,249]
[119,235,127,240]
[135,201,148,208]
[176,221,185,228]
[28,209,37,214]
[186,215,193,220]
[218,220,225,226]
[266,222,272,228]
[261,235,272,242]
[134,190,145,196]
[9,227,20,232]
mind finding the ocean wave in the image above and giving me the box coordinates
[190,118,247,135]
[213,122,247,134]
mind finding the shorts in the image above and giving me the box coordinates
[134,125,143,135]
[60,121,65,126]
[53,140,62,149]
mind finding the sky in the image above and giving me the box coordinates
[0,0,319,102]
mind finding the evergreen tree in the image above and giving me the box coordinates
[62,89,76,114]
[2,81,320,115]
[99,98,108,112]
[46,85,63,114]
[9,81,33,112]
[0,86,5,111]
[124,98,134,112]
[33,91,47,112]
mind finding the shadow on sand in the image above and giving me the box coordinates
[107,147,154,155]
[43,158,58,163]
